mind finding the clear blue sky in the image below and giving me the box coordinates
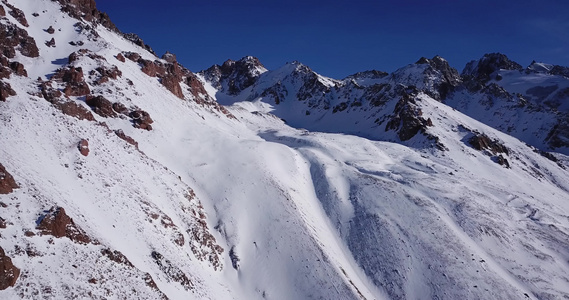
[96,0,569,79]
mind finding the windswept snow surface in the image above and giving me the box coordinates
[1,1,569,299]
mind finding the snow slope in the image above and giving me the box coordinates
[1,1,569,299]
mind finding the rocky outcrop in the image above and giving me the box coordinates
[161,74,184,99]
[415,56,462,100]
[55,0,118,32]
[0,23,39,58]
[36,206,92,244]
[0,81,16,101]
[151,251,193,290]
[385,94,433,141]
[130,110,153,130]
[462,53,523,89]
[9,61,26,77]
[46,26,55,34]
[114,130,138,149]
[85,95,116,118]
[0,163,19,194]
[78,139,89,156]
[200,56,266,95]
[123,33,155,55]
[4,1,29,27]
[45,37,56,47]
[0,247,20,290]
[466,130,510,168]
[52,66,91,97]
[116,53,125,62]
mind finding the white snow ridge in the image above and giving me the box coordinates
[1,1,569,299]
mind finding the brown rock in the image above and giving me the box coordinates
[0,217,6,229]
[63,82,90,97]
[186,74,208,101]
[0,163,19,194]
[9,61,27,77]
[40,83,62,103]
[116,53,125,62]
[0,81,16,102]
[114,130,139,149]
[140,59,166,77]
[161,51,177,63]
[5,2,29,27]
[36,206,91,244]
[0,246,20,290]
[161,74,184,99]
[55,101,95,121]
[111,102,128,115]
[78,139,89,156]
[85,95,117,118]
[95,65,122,79]
[100,248,134,267]
[125,52,141,62]
[0,23,39,58]
[0,6,5,17]
[130,110,153,130]
[45,38,56,47]
[46,26,55,34]
[0,68,10,79]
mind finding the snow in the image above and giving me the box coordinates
[1,1,569,299]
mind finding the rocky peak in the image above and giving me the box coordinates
[123,33,156,55]
[462,53,523,83]
[55,0,118,32]
[200,56,267,95]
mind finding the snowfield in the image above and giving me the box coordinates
[1,1,569,299]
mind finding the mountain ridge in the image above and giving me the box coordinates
[1,0,569,299]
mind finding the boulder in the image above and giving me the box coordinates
[47,26,55,34]
[0,247,20,290]
[116,53,125,62]
[36,206,92,244]
[0,163,19,194]
[85,95,117,118]
[78,139,89,156]
[0,81,16,101]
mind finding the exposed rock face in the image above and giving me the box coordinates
[9,61,27,77]
[55,0,118,32]
[78,139,89,156]
[466,130,510,168]
[130,110,153,130]
[36,206,92,244]
[415,56,462,100]
[201,56,266,95]
[0,163,19,194]
[0,5,5,17]
[151,251,193,291]
[55,101,95,121]
[0,23,39,58]
[385,94,433,141]
[161,51,177,63]
[116,52,125,62]
[0,81,16,101]
[462,53,523,87]
[0,247,20,290]
[85,95,116,118]
[114,130,138,149]
[52,66,91,96]
[45,37,56,47]
[161,74,184,99]
[4,1,29,27]
[123,33,155,55]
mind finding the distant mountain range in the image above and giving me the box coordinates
[1,0,569,299]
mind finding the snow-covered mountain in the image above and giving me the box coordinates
[1,1,569,299]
